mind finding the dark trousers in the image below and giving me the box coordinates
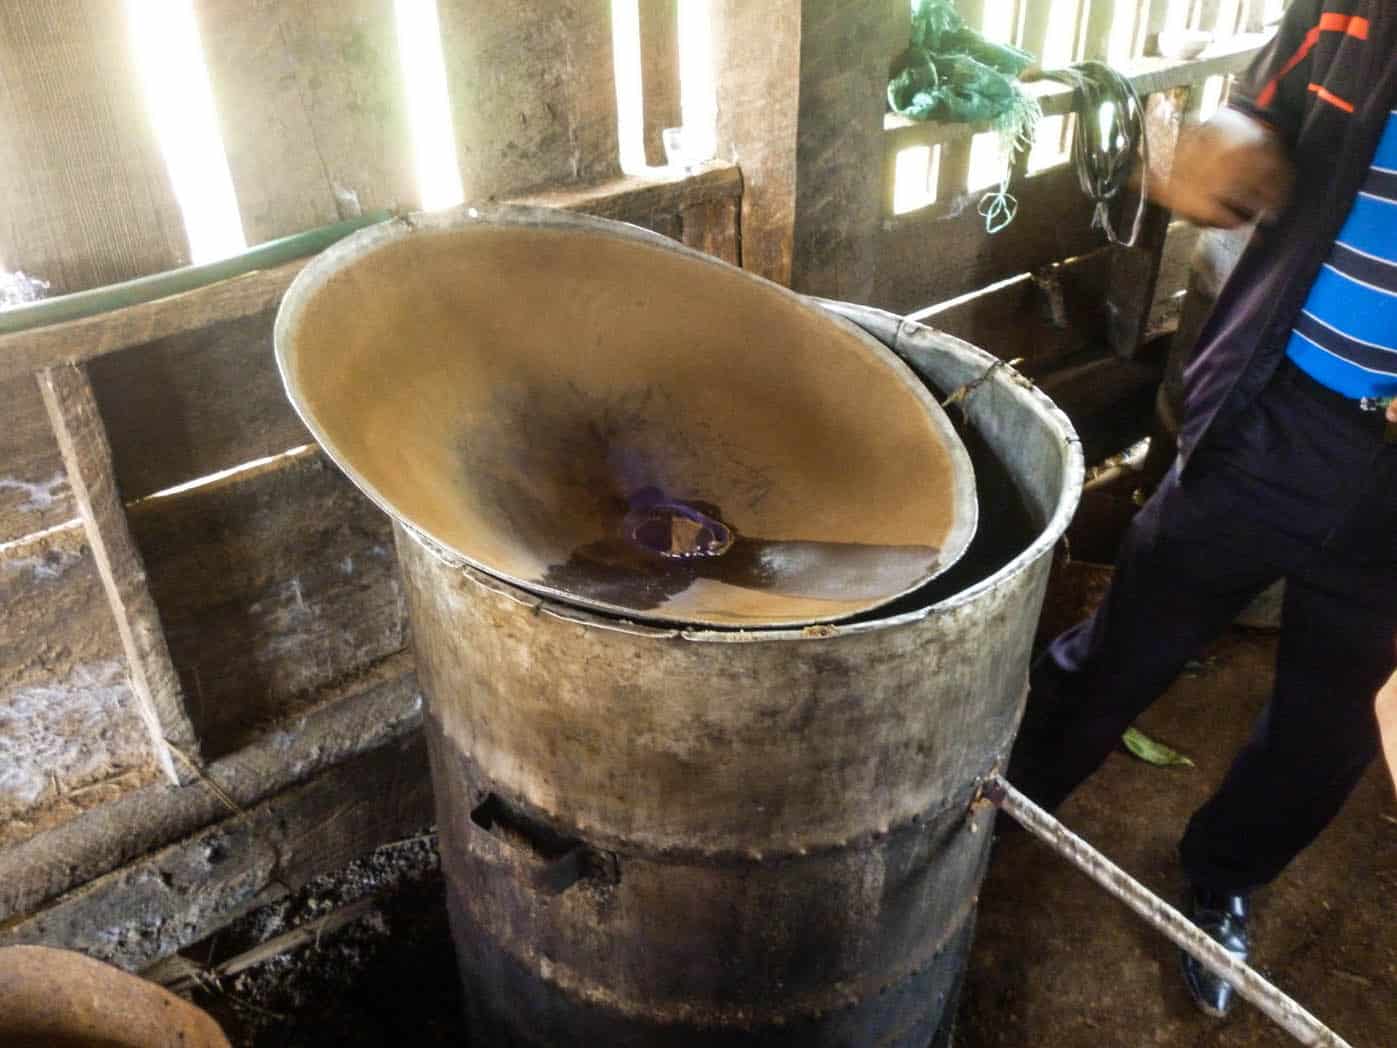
[1009,361,1397,894]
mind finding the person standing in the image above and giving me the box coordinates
[1009,0,1397,1018]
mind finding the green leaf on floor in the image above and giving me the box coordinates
[1122,727,1195,768]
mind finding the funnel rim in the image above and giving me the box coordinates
[275,205,979,628]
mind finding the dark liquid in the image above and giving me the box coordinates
[845,410,1042,623]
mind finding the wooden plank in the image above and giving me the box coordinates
[0,259,306,388]
[639,0,681,168]
[1,731,434,972]
[791,0,908,301]
[0,375,72,544]
[0,2,187,293]
[874,163,1102,313]
[712,0,801,285]
[37,365,201,783]
[680,196,741,266]
[0,524,156,833]
[0,166,742,387]
[0,656,419,923]
[87,308,308,503]
[438,0,620,200]
[513,160,741,225]
[128,448,407,759]
[194,0,418,244]
[911,248,1117,372]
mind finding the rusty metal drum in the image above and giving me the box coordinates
[401,313,1078,1045]
[277,210,1082,1045]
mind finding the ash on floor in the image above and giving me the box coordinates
[183,832,467,1046]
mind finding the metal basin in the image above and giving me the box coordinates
[275,207,976,627]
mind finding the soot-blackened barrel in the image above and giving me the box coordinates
[397,305,1082,1045]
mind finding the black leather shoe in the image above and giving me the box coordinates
[1180,886,1249,1018]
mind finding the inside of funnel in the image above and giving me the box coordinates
[847,401,1044,623]
[280,219,979,627]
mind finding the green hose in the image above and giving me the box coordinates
[0,209,393,336]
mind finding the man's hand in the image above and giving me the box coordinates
[1377,668,1397,796]
[1151,108,1295,228]
[1386,399,1397,424]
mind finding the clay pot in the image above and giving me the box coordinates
[0,945,230,1048]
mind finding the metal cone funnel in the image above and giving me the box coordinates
[275,207,976,627]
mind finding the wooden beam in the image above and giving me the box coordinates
[193,0,418,243]
[712,0,801,284]
[0,523,158,834]
[1,731,434,972]
[0,165,742,387]
[0,261,306,388]
[0,656,419,924]
[513,160,741,222]
[128,448,407,758]
[874,163,1100,313]
[36,365,200,784]
[437,0,621,200]
[87,308,309,503]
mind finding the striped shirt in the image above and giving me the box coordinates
[1284,109,1397,401]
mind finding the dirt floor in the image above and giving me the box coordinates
[182,628,1396,1047]
[963,628,1397,1048]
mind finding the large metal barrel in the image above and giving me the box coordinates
[277,212,1082,1045]
[403,319,1078,1045]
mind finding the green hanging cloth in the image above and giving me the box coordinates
[887,0,1043,231]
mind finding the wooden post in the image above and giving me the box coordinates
[1082,0,1118,60]
[680,196,741,266]
[790,0,907,302]
[639,0,681,168]
[712,0,801,284]
[437,0,621,201]
[934,0,985,205]
[36,364,201,785]
[1103,86,1187,356]
[0,1,187,292]
[192,0,418,243]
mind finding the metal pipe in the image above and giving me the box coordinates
[0,209,392,336]
[985,775,1353,1048]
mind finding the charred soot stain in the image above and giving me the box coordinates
[623,487,735,561]
[849,415,1040,623]
[540,486,942,614]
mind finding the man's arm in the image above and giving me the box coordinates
[1149,0,1325,228]
[1150,110,1293,228]
[1377,668,1397,796]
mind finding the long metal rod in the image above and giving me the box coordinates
[985,775,1353,1048]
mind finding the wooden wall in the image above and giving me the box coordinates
[0,0,745,970]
